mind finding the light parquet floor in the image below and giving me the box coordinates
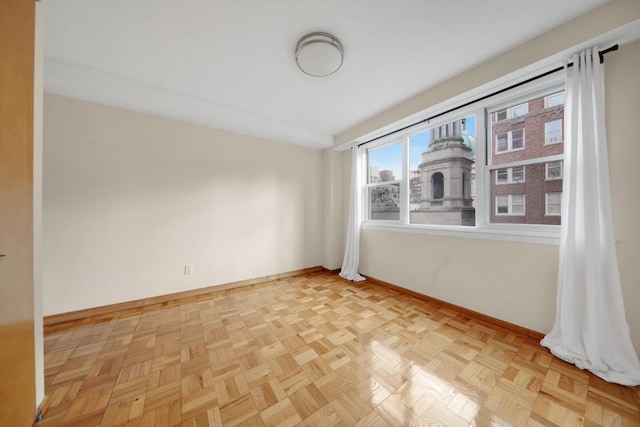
[39,271,640,427]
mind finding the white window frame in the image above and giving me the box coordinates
[495,166,525,184]
[545,161,563,180]
[544,119,563,145]
[545,192,562,216]
[495,194,525,216]
[358,72,565,245]
[495,128,525,153]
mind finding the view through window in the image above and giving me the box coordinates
[364,84,564,230]
[488,90,564,225]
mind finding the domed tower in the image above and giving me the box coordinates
[412,119,475,226]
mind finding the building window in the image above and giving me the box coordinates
[493,103,528,122]
[431,172,444,199]
[495,166,525,184]
[546,192,562,216]
[495,129,525,153]
[496,133,508,152]
[546,161,563,180]
[511,103,528,117]
[545,91,565,108]
[545,119,563,144]
[511,129,524,149]
[496,194,525,216]
[511,166,524,182]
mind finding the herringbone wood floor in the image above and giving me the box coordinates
[38,271,639,426]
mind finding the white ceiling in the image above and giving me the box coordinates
[44,0,609,149]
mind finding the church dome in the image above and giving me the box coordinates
[460,131,476,158]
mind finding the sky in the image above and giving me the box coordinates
[369,115,476,180]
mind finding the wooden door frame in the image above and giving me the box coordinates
[0,0,37,425]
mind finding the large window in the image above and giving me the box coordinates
[488,88,564,226]
[363,77,564,234]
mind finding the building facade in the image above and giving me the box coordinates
[489,91,564,225]
[411,119,475,226]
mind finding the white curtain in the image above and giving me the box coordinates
[340,146,366,281]
[541,47,640,386]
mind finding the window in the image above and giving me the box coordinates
[362,77,564,236]
[495,166,525,184]
[496,194,525,215]
[545,91,565,108]
[496,133,508,152]
[496,169,508,184]
[495,129,525,153]
[496,195,509,214]
[545,119,562,144]
[546,192,562,215]
[495,109,507,122]
[546,161,562,180]
[511,166,524,182]
[431,172,444,199]
[493,103,528,121]
[366,141,402,221]
[511,129,524,149]
[489,88,564,225]
[511,103,528,117]
[405,115,475,226]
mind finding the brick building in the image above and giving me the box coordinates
[489,91,564,225]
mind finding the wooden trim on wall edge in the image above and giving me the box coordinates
[44,266,324,326]
[363,274,545,341]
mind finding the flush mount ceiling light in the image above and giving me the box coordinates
[295,32,344,77]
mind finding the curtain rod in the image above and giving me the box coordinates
[357,44,619,148]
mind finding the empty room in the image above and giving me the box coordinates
[1,0,640,426]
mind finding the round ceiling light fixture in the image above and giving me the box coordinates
[295,32,344,77]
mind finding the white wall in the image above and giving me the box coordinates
[321,149,345,270]
[359,230,558,333]
[333,1,640,353]
[43,94,323,315]
[334,0,640,147]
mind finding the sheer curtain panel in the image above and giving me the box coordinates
[541,47,640,386]
[340,146,366,282]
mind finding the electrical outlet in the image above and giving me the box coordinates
[184,264,193,275]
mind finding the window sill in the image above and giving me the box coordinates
[362,221,560,245]
[495,147,526,154]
